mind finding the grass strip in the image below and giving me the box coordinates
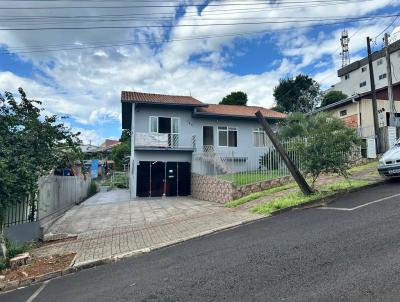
[348,161,378,174]
[225,182,297,208]
[250,180,372,215]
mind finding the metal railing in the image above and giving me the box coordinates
[193,137,361,187]
[5,196,38,227]
[135,132,196,149]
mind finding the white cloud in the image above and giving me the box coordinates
[0,0,399,140]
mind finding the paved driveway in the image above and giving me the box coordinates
[38,189,260,266]
[46,190,232,235]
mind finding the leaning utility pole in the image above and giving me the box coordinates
[255,111,313,196]
[384,33,396,126]
[366,36,380,153]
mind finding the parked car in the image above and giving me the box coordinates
[378,139,400,177]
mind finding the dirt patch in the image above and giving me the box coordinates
[40,236,78,247]
[1,253,75,282]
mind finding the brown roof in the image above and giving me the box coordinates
[121,91,204,106]
[196,104,286,119]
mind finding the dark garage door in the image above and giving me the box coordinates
[137,161,191,197]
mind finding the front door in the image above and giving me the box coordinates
[150,161,165,197]
[166,162,178,196]
[203,126,214,149]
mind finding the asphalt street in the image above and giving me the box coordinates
[3,180,400,302]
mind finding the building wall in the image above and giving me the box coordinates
[326,98,400,130]
[331,50,400,96]
[134,106,273,158]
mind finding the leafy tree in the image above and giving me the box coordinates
[110,130,131,170]
[0,88,81,259]
[273,74,322,113]
[321,90,348,107]
[220,91,248,106]
[279,112,361,187]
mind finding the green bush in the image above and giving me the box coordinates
[7,240,30,259]
[88,181,97,196]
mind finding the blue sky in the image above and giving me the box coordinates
[0,0,399,144]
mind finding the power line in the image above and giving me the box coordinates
[0,14,397,30]
[0,17,376,54]
[0,0,375,9]
[0,14,394,27]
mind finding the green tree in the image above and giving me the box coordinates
[321,90,348,107]
[0,88,81,259]
[220,91,248,106]
[273,74,322,113]
[110,130,131,170]
[280,112,360,187]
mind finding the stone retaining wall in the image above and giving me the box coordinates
[191,173,236,203]
[191,173,293,204]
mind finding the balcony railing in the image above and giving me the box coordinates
[135,132,196,150]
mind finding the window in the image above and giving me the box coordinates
[340,110,347,117]
[379,73,387,80]
[377,59,383,66]
[253,128,267,147]
[149,116,158,133]
[344,74,350,80]
[218,126,237,147]
[361,66,367,72]
[149,116,179,134]
[359,81,367,87]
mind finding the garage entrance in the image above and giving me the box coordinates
[136,161,191,197]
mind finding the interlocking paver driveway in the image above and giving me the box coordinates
[38,190,262,266]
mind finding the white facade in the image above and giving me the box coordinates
[331,41,400,96]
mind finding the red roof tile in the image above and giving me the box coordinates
[121,91,204,106]
[196,104,286,119]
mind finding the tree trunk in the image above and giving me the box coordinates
[0,222,7,260]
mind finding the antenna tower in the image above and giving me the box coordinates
[340,29,350,67]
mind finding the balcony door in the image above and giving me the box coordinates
[149,116,179,147]
[203,126,214,152]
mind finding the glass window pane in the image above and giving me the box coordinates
[172,118,179,134]
[228,130,237,147]
[150,117,157,133]
[219,130,227,146]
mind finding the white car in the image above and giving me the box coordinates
[378,138,400,177]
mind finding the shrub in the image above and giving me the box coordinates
[88,181,97,196]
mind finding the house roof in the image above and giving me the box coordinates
[121,91,205,107]
[195,104,287,119]
[314,81,400,113]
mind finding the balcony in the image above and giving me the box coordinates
[134,132,196,151]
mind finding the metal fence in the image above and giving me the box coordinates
[192,137,361,186]
[4,196,38,227]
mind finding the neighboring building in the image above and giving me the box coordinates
[99,139,120,149]
[80,144,99,153]
[315,82,400,137]
[121,91,286,198]
[330,39,400,96]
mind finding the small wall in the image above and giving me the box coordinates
[5,221,41,244]
[234,176,292,200]
[191,173,236,203]
[191,173,293,204]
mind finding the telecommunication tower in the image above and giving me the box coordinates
[340,30,350,67]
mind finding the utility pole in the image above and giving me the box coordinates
[384,33,395,126]
[366,37,380,153]
[255,111,313,196]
